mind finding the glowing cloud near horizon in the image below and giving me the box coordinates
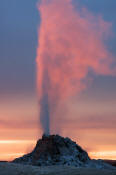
[36,0,115,134]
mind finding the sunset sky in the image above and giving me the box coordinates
[0,0,116,161]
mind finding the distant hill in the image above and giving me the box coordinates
[104,160,116,167]
[0,161,7,163]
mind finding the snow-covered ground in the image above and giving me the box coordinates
[0,162,116,175]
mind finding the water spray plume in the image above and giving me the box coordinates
[36,0,116,135]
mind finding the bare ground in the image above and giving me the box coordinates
[0,162,116,175]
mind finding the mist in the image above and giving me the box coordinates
[36,0,115,135]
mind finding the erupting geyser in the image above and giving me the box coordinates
[36,0,115,135]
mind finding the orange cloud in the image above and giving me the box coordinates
[0,119,38,129]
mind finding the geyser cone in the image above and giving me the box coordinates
[13,135,90,166]
[13,135,114,169]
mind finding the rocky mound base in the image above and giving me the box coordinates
[13,135,115,170]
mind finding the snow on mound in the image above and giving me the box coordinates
[12,135,115,170]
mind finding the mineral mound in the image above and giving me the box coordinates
[13,135,114,169]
